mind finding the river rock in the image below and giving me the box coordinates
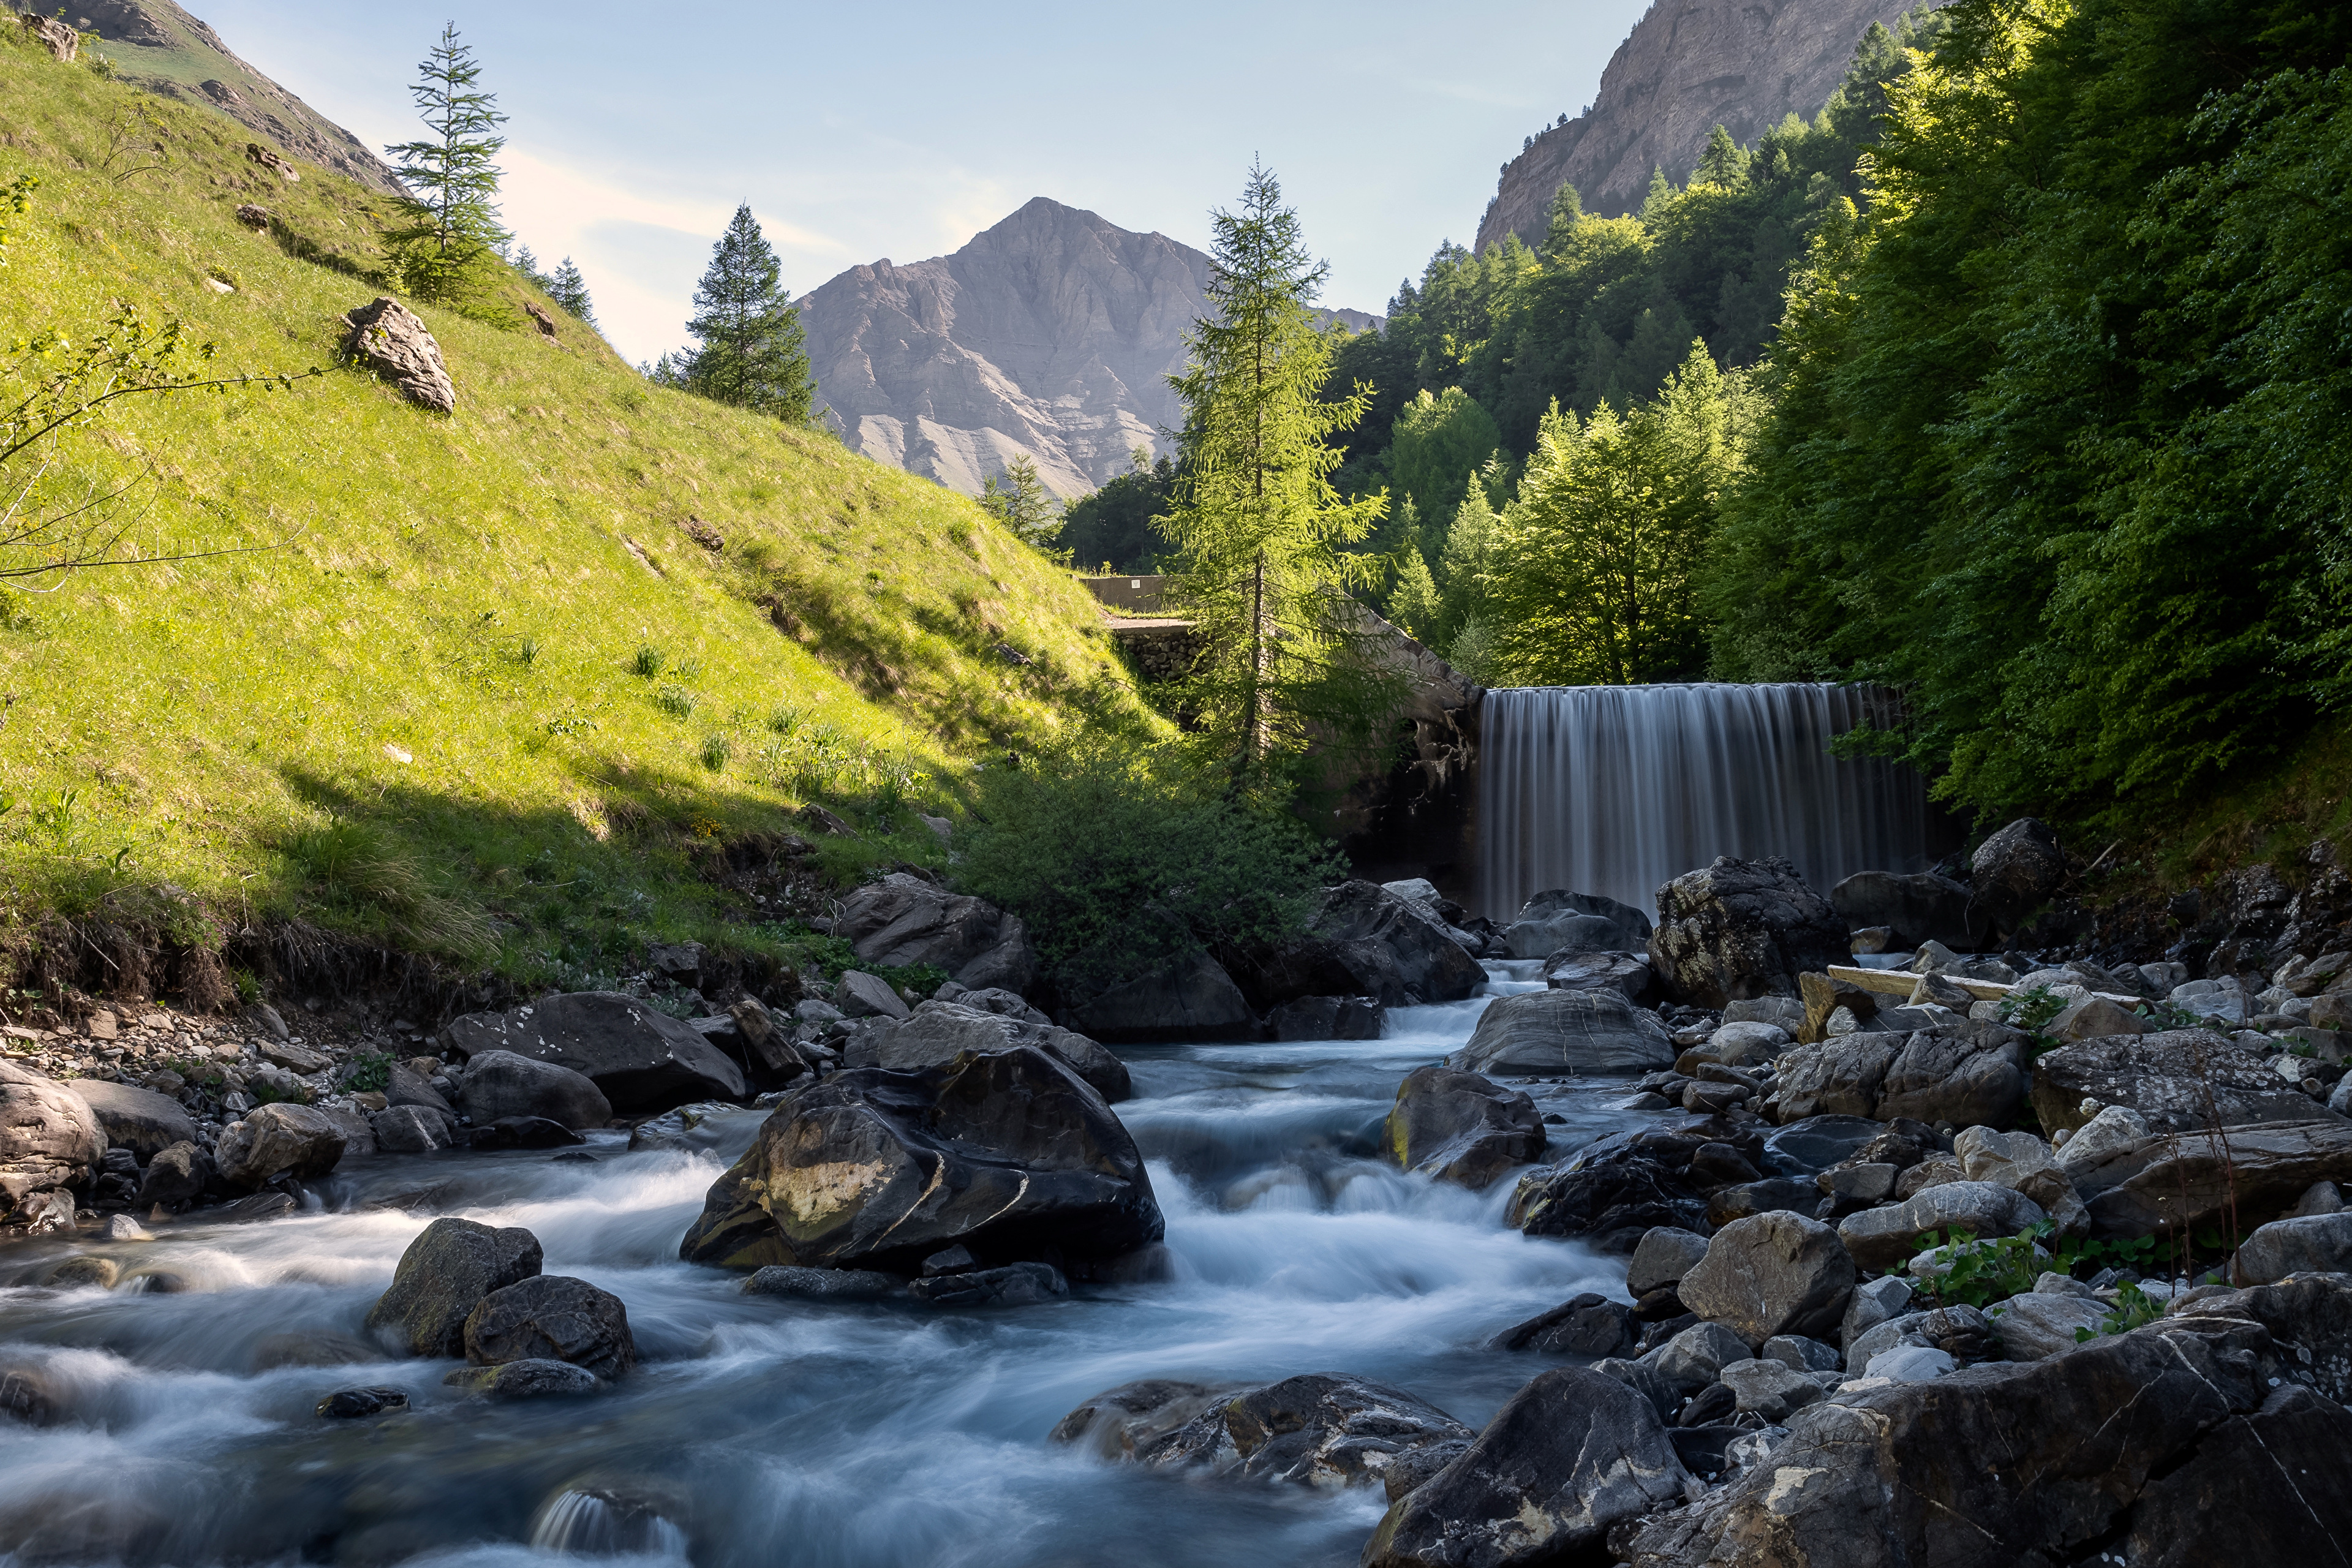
[1989,1291,2109,1360]
[369,1104,455,1154]
[1309,880,1488,1003]
[865,1000,1131,1102]
[1970,815,2067,930]
[1126,1373,1472,1489]
[443,1358,601,1399]
[1648,856,1850,1008]
[65,1080,193,1160]
[832,872,1038,993]
[1448,989,1674,1077]
[456,1050,613,1129]
[1365,1366,1688,1568]
[1641,1320,1754,1391]
[463,1274,636,1379]
[215,1103,345,1189]
[1838,1181,2048,1270]
[343,296,456,412]
[0,1061,104,1208]
[2055,1104,2153,1173]
[469,1115,584,1150]
[133,1140,209,1212]
[1382,1065,1545,1190]
[1265,994,1385,1041]
[1060,949,1256,1044]
[316,1387,407,1419]
[1763,1115,1887,1174]
[442,992,745,1113]
[1627,1226,1711,1294]
[905,1260,1068,1306]
[2231,1213,2352,1284]
[1768,1035,1897,1121]
[1717,1357,1826,1422]
[364,1216,545,1357]
[1678,1211,1855,1343]
[1502,889,1653,960]
[677,1044,1161,1272]
[741,1265,903,1300]
[2029,1030,2324,1136]
[2070,1120,2352,1240]
[1954,1126,2086,1232]
[1509,1157,1706,1246]
[1491,1293,1638,1357]
[1050,1379,1249,1460]
[1687,1020,1789,1069]
[1830,870,1986,951]
[1872,1028,2029,1128]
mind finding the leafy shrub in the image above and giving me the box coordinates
[341,1050,393,1092]
[954,737,1348,1000]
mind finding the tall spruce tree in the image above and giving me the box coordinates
[382,24,508,305]
[680,206,813,421]
[1161,164,1395,778]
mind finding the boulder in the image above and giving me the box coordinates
[1491,1293,1638,1358]
[1678,1211,1856,1343]
[369,1104,455,1153]
[1641,1320,1754,1390]
[1265,994,1385,1041]
[456,1050,612,1129]
[2051,994,2148,1042]
[1544,950,1653,1001]
[1510,1158,1707,1246]
[2066,1121,2352,1241]
[65,1080,193,1160]
[1060,950,1256,1044]
[442,992,745,1113]
[342,296,456,412]
[832,872,1037,993]
[1838,1181,2048,1270]
[1689,1020,1789,1069]
[1763,1115,1888,1175]
[1969,816,2067,936]
[365,1217,544,1357]
[741,1265,902,1300]
[1115,1373,1471,1490]
[905,1260,1068,1306]
[2056,1104,2153,1174]
[2121,1384,2352,1566]
[1874,1030,2028,1128]
[834,970,911,1020]
[1050,1379,1248,1460]
[463,1274,636,1379]
[20,12,77,59]
[385,1063,455,1120]
[1955,1126,2086,1232]
[1648,856,1850,1008]
[865,1000,1131,1102]
[1991,1291,2109,1360]
[315,1387,406,1419]
[443,1358,601,1399]
[1717,1357,1826,1422]
[1365,1367,1688,1568]
[1308,880,1488,1003]
[0,1062,104,1207]
[214,1103,345,1189]
[133,1140,209,1212]
[2029,1030,2324,1137]
[677,1044,1161,1272]
[1502,889,1653,960]
[469,1115,583,1150]
[1447,989,1675,1077]
[1768,1035,1897,1121]
[1842,1274,1915,1349]
[2232,1212,2352,1285]
[1830,870,1987,951]
[1627,1226,1711,1295]
[2168,976,2252,1028]
[1382,1066,1546,1190]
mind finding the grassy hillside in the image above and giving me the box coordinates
[0,28,1149,993]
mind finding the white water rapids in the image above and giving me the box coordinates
[0,965,1656,1568]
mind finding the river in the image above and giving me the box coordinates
[0,963,1651,1568]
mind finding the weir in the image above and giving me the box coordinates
[1476,683,1958,922]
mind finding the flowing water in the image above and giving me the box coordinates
[1477,683,1961,922]
[0,965,1651,1568]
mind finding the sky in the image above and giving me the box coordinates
[196,0,1654,368]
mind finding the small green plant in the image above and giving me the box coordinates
[631,645,664,677]
[699,733,731,772]
[767,704,801,736]
[513,636,539,668]
[2075,1278,2167,1342]
[1912,1224,2054,1309]
[1998,983,2066,1031]
[676,657,703,680]
[654,684,696,718]
[341,1050,393,1093]
[228,967,260,1005]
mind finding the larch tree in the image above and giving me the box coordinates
[382,24,509,305]
[1160,163,1396,780]
[680,205,813,423]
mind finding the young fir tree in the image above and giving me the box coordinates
[679,205,813,421]
[979,453,1060,546]
[546,258,597,326]
[1160,163,1395,778]
[382,24,508,306]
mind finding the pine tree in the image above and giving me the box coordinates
[1160,163,1396,777]
[382,24,508,305]
[679,205,813,422]
[979,453,1060,546]
[547,258,597,326]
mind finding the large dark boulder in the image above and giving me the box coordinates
[1447,989,1675,1077]
[0,1062,104,1210]
[1874,1028,2028,1128]
[2031,1030,2334,1138]
[442,992,745,1113]
[1059,950,1256,1044]
[1382,1066,1545,1190]
[1677,1211,1855,1343]
[1502,890,1652,961]
[456,1049,613,1130]
[133,1139,210,1212]
[365,1217,544,1357]
[861,999,1131,1102]
[834,872,1036,993]
[462,1274,636,1380]
[1267,995,1385,1041]
[1837,1180,2047,1270]
[1232,881,1486,1012]
[1085,1373,1471,1490]
[1969,816,2067,938]
[1366,1366,1689,1568]
[1490,1293,1638,1358]
[2121,1385,2352,1566]
[1508,1159,1707,1248]
[2070,1120,2352,1241]
[66,1080,193,1161]
[677,1045,1161,1272]
[1648,856,1849,1007]
[1830,870,1987,952]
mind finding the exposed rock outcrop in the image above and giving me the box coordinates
[343,298,456,413]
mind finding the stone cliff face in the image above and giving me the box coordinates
[1476,0,1926,247]
[59,0,405,195]
[798,198,1376,499]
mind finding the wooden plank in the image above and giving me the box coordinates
[1825,965,2144,1009]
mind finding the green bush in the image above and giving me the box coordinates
[954,737,1348,1000]
[341,1050,393,1093]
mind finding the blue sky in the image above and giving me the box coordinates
[198,1,1653,365]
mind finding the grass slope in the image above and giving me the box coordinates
[0,29,1148,989]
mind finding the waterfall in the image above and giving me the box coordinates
[1476,683,1956,922]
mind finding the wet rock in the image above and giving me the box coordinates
[1049,1379,1246,1460]
[315,1387,408,1419]
[1830,870,1986,952]
[456,1049,612,1130]
[65,1080,194,1160]
[1543,949,1653,1001]
[867,1000,1131,1102]
[1382,1066,1545,1190]
[443,1357,601,1399]
[1266,994,1385,1041]
[1874,1030,2029,1128]
[0,1061,105,1210]
[221,1190,298,1223]
[1503,889,1653,960]
[469,1116,584,1150]
[1509,1157,1705,1246]
[1763,1115,1887,1175]
[741,1265,902,1300]
[442,992,745,1114]
[905,1260,1068,1306]
[1627,1226,1711,1295]
[1134,1372,1472,1490]
[1448,988,1675,1077]
[832,871,1037,993]
[2073,1119,2352,1240]
[464,1274,636,1379]
[1679,1211,1855,1343]
[365,1216,544,1357]
[1490,1293,1638,1357]
[1060,949,1257,1044]
[1649,856,1850,1008]
[2030,1030,2326,1137]
[2230,1212,2352,1285]
[1365,1366,1688,1568]
[42,1256,118,1289]
[1382,1437,1474,1502]
[1838,1181,2048,1270]
[369,1104,455,1154]
[1989,1291,2108,1360]
[1308,881,1488,1003]
[677,1044,1161,1272]
[1641,1320,1753,1392]
[342,296,455,412]
[216,1104,345,1189]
